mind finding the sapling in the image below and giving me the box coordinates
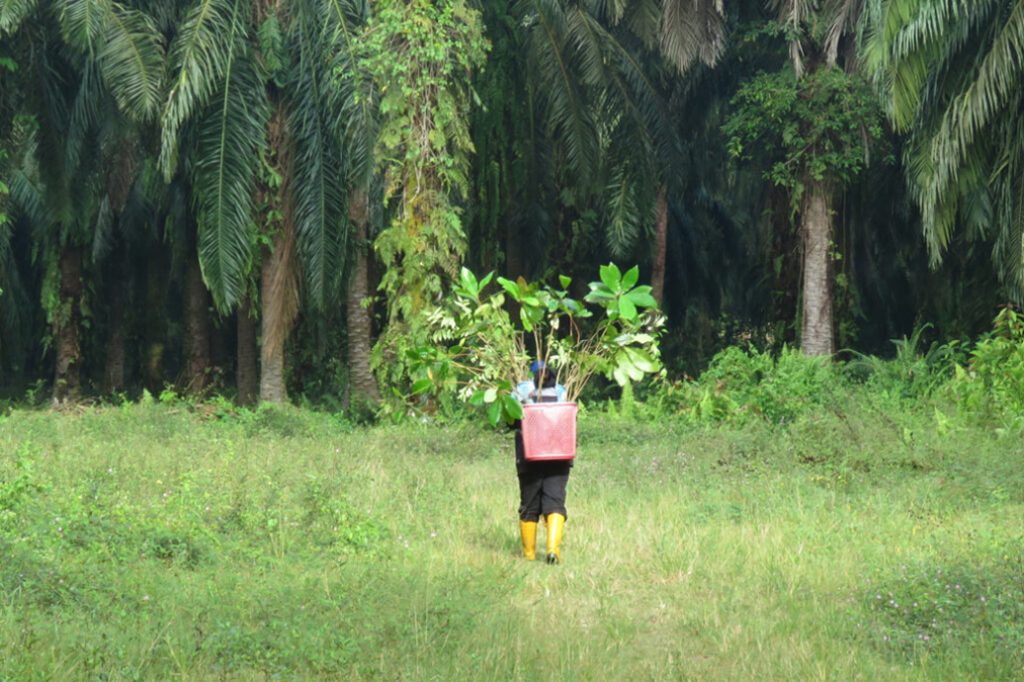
[408,264,664,425]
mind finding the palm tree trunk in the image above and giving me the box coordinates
[143,257,166,395]
[346,188,380,405]
[236,296,258,406]
[800,179,835,356]
[183,252,211,394]
[104,281,126,394]
[259,104,298,404]
[53,245,83,403]
[651,184,668,305]
[259,231,297,404]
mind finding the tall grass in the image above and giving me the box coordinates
[1,385,1021,680]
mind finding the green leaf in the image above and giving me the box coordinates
[460,266,477,296]
[520,307,534,332]
[469,390,486,407]
[584,286,615,303]
[487,400,502,427]
[503,394,524,420]
[599,263,621,291]
[192,26,269,312]
[625,347,657,373]
[618,296,638,321]
[627,362,644,381]
[497,276,520,300]
[483,387,497,403]
[559,274,572,289]
[621,265,639,290]
[625,289,658,309]
[411,378,433,395]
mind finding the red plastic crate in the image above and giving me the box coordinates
[521,403,577,461]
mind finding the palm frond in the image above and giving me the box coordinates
[289,2,348,308]
[191,29,268,312]
[870,0,996,130]
[95,2,164,120]
[567,5,609,89]
[64,58,105,175]
[57,0,108,52]
[921,2,1024,226]
[160,0,242,178]
[660,0,726,74]
[8,169,52,234]
[604,162,642,257]
[0,0,38,35]
[321,0,376,187]
[990,100,1024,301]
[824,0,864,65]
[769,0,815,77]
[595,13,673,167]
[520,0,599,180]
[624,0,661,50]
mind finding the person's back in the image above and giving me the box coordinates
[515,364,565,404]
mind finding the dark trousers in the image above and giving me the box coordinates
[515,431,571,521]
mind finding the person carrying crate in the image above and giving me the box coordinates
[514,360,571,564]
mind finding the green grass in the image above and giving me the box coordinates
[0,395,1022,680]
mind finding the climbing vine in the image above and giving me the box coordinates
[354,0,488,327]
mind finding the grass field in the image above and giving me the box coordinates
[1,395,1022,680]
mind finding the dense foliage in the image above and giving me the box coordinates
[0,0,1021,408]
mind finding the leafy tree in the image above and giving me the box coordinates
[724,0,885,356]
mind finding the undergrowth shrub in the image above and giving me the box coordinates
[687,346,842,424]
[948,307,1024,427]
[845,324,964,400]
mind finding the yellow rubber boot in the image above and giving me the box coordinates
[545,513,566,564]
[519,520,538,560]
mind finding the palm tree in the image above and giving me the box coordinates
[325,0,380,405]
[160,0,355,403]
[863,0,1024,300]
[0,0,163,401]
[479,0,725,290]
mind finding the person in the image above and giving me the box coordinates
[513,360,570,564]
